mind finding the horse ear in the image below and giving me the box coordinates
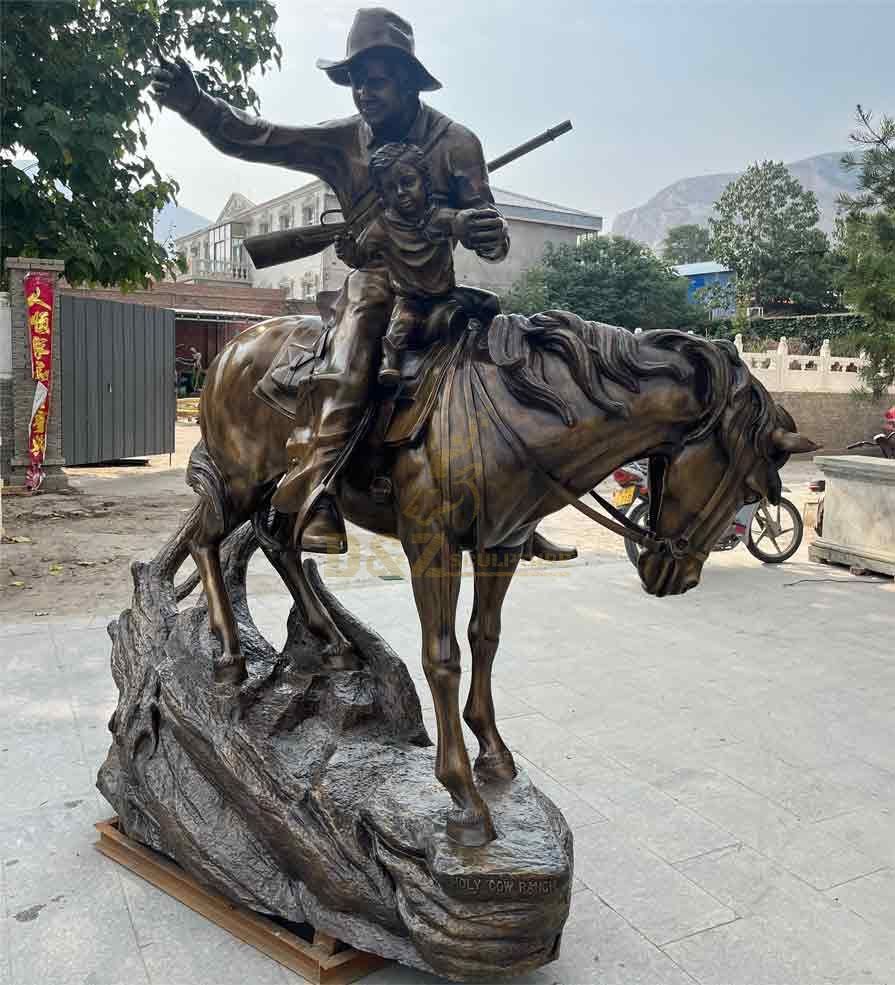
[772,428,819,454]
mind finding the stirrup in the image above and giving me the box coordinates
[299,498,348,554]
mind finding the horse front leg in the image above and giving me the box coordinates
[405,531,496,847]
[464,547,521,782]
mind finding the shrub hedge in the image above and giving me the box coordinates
[711,313,866,354]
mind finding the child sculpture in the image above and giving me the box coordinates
[343,142,463,387]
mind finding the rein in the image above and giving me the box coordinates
[470,361,702,561]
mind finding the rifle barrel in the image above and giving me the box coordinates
[243,119,573,269]
[487,120,573,172]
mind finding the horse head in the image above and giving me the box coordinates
[637,383,817,598]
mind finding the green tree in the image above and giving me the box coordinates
[837,106,895,394]
[1,0,281,288]
[502,235,706,331]
[661,223,711,264]
[708,160,839,312]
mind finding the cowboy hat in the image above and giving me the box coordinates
[316,7,442,92]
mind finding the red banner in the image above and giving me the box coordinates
[24,273,54,491]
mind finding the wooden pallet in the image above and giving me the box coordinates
[95,818,389,984]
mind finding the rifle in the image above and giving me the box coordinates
[244,120,573,270]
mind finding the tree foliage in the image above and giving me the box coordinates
[1,0,281,288]
[708,160,839,312]
[837,106,895,395]
[661,224,711,265]
[502,235,706,331]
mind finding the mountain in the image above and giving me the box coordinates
[612,151,861,250]
[154,202,211,244]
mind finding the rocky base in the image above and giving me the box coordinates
[97,524,572,981]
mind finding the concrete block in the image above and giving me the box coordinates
[810,455,895,576]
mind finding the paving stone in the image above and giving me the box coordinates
[6,874,148,985]
[663,911,855,985]
[827,867,895,931]
[572,821,737,945]
[0,799,108,906]
[675,843,816,914]
[678,787,882,889]
[496,713,621,784]
[118,867,292,985]
[511,890,697,985]
[514,756,610,829]
[813,807,895,868]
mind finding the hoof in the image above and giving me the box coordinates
[474,750,517,782]
[214,656,247,686]
[446,807,496,847]
[321,644,360,672]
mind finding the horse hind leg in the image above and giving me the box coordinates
[186,440,247,685]
[257,510,357,670]
[464,546,522,782]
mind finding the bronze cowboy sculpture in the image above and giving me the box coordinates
[150,10,817,848]
[151,7,570,563]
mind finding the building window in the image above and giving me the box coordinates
[279,213,291,230]
[211,224,228,262]
[259,221,270,235]
[301,273,318,299]
[302,204,317,226]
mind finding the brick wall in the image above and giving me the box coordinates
[0,379,12,483]
[61,280,287,317]
[0,291,10,483]
[771,391,895,455]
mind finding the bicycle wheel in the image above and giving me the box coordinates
[624,501,650,568]
[747,497,803,563]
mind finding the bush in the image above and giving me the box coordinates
[711,312,866,353]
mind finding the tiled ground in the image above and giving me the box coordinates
[1,544,894,985]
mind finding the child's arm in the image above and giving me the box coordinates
[426,208,460,241]
[339,219,385,269]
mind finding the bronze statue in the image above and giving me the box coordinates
[153,8,511,553]
[344,141,467,388]
[154,301,814,846]
[148,8,817,848]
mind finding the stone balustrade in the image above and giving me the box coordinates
[733,335,894,394]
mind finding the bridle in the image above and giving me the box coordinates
[472,359,759,565]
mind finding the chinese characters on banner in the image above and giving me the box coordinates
[24,273,55,491]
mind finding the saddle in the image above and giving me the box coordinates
[253,285,501,448]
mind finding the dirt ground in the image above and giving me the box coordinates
[0,423,821,620]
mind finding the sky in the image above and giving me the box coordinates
[145,0,895,228]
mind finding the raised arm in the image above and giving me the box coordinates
[149,49,344,182]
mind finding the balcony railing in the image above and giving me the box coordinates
[185,258,251,282]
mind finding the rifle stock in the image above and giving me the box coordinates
[243,119,572,270]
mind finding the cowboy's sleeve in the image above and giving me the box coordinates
[182,92,344,184]
[446,125,510,262]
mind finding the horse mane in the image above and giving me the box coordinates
[485,309,780,460]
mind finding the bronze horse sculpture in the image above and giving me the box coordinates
[165,295,815,846]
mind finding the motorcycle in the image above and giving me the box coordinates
[611,460,804,566]
[811,431,895,537]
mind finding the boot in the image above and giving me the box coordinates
[299,495,348,554]
[378,339,402,389]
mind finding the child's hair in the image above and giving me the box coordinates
[369,142,431,202]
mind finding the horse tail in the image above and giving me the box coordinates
[185,438,232,538]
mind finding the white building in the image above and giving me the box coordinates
[174,178,602,299]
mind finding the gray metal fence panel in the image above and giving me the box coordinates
[60,296,175,465]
